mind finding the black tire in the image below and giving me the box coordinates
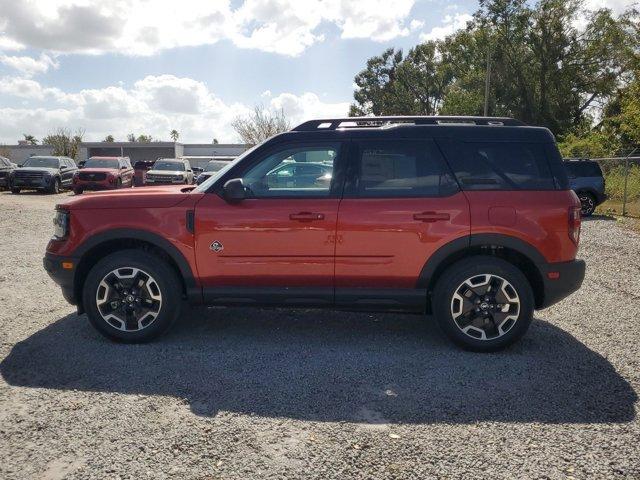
[82,249,183,343]
[50,177,61,194]
[74,188,83,195]
[578,192,596,216]
[10,188,20,194]
[432,256,534,352]
[116,178,122,189]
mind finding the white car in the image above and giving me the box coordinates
[144,158,194,185]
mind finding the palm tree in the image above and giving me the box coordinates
[23,134,38,145]
[103,134,115,142]
[170,129,179,142]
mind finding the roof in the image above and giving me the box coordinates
[293,116,525,131]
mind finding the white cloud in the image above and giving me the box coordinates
[583,0,637,14]
[0,53,58,76]
[0,0,418,57]
[0,75,349,143]
[419,13,473,42]
[269,92,349,124]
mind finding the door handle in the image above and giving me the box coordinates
[290,212,325,222]
[413,212,450,222]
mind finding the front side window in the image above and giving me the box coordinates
[352,139,455,197]
[241,144,339,198]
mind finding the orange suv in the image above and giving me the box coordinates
[44,117,585,351]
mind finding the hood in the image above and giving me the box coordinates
[78,167,119,175]
[147,169,185,176]
[15,166,58,174]
[58,184,199,210]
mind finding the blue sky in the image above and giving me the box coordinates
[0,0,631,143]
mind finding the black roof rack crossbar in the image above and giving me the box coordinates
[292,116,525,131]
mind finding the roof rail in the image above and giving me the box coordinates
[292,116,525,131]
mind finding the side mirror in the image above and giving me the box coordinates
[222,178,246,203]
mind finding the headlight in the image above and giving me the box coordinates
[53,209,69,239]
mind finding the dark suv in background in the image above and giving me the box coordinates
[564,158,607,216]
[10,156,78,194]
[0,156,17,190]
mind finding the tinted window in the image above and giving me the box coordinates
[353,139,454,197]
[242,144,338,198]
[565,162,602,177]
[444,142,555,190]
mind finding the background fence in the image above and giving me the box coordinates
[590,149,640,217]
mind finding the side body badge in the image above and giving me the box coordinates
[210,241,224,252]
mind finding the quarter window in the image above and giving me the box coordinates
[241,144,339,198]
[444,142,555,190]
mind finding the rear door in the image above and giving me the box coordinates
[334,138,470,310]
[60,158,76,186]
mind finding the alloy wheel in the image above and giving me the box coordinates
[95,267,163,331]
[450,274,520,341]
[579,194,595,216]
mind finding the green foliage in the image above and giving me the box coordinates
[170,129,179,142]
[103,135,114,142]
[604,164,640,201]
[22,134,38,145]
[350,0,638,138]
[42,128,84,159]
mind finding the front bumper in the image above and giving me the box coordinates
[537,259,586,309]
[44,252,80,307]
[12,176,53,190]
[146,178,186,185]
[74,180,114,191]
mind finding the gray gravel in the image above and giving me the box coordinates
[0,191,638,479]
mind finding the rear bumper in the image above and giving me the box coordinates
[43,252,80,307]
[537,259,586,309]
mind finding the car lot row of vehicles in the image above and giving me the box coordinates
[1,156,235,194]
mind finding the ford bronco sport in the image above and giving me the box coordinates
[44,116,585,351]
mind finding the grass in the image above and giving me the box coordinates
[596,163,640,218]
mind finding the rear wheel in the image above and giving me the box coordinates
[10,187,20,194]
[74,188,83,195]
[116,178,122,189]
[82,250,183,342]
[432,256,534,352]
[578,192,596,216]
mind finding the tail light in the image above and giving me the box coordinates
[569,206,581,245]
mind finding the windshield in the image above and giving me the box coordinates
[22,157,59,168]
[85,158,119,169]
[205,161,228,172]
[153,161,185,171]
[195,144,259,192]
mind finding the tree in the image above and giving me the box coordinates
[170,129,179,142]
[212,138,219,144]
[349,0,637,137]
[127,133,136,142]
[137,134,152,143]
[42,128,85,159]
[103,135,115,142]
[23,134,38,145]
[231,105,290,144]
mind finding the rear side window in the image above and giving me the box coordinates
[565,162,602,177]
[351,139,457,197]
[442,141,556,190]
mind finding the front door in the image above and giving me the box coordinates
[194,141,345,305]
[334,138,470,310]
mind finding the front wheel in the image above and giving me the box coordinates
[10,187,20,194]
[50,178,61,194]
[82,250,183,342]
[432,256,534,352]
[578,192,596,216]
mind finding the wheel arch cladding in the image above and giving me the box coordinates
[73,229,197,312]
[419,234,546,312]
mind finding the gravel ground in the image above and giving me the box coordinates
[0,191,638,479]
